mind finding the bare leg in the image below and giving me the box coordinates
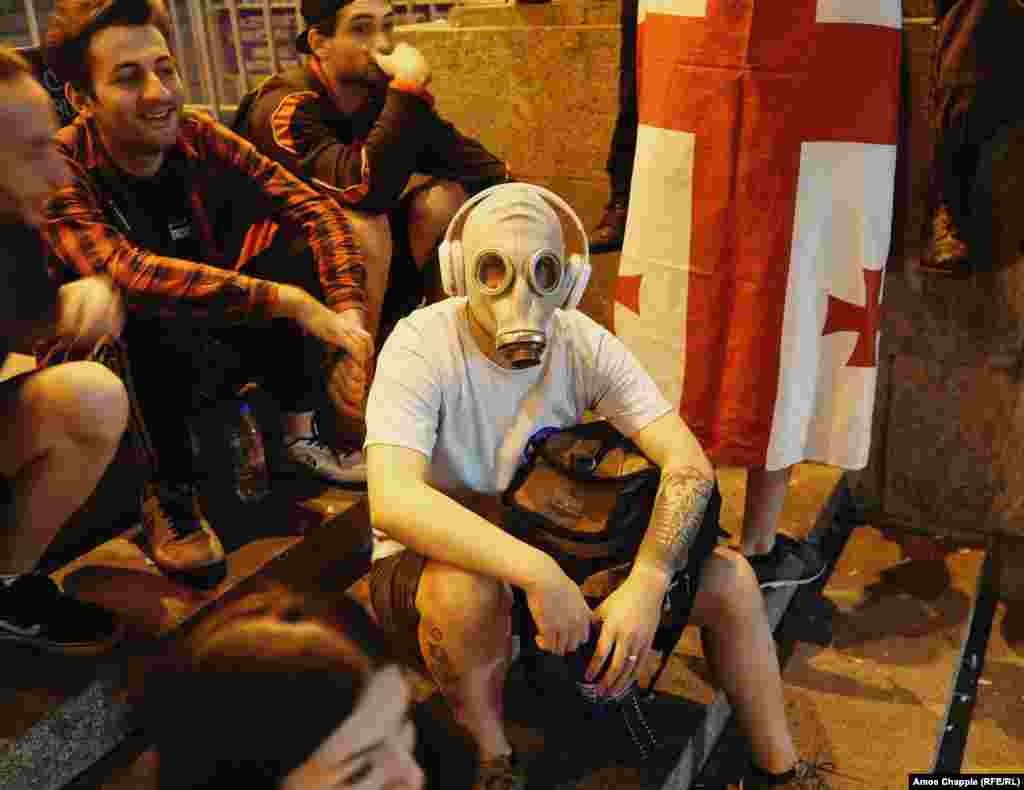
[416,560,514,761]
[741,466,793,555]
[689,547,798,773]
[407,180,467,270]
[407,180,467,306]
[341,210,393,342]
[0,361,129,573]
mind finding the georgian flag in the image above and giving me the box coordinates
[615,0,901,471]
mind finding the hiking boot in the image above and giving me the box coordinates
[589,198,629,253]
[744,759,837,790]
[475,752,527,790]
[143,483,227,590]
[0,573,124,655]
[919,202,970,276]
[747,534,826,590]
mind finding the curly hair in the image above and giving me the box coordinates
[311,10,342,41]
[45,0,172,95]
[0,46,32,86]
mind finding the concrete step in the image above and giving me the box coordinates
[770,525,994,789]
[0,483,368,790]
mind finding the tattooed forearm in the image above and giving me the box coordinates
[635,466,714,576]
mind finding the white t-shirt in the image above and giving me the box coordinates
[364,298,673,559]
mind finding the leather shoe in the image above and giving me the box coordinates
[589,199,629,253]
[143,482,227,589]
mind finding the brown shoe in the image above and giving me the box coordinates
[143,483,227,590]
[919,202,970,276]
[589,198,629,253]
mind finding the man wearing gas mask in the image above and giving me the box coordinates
[364,184,827,790]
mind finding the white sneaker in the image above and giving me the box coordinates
[285,436,367,484]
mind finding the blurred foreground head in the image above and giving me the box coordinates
[0,48,68,226]
[146,586,478,790]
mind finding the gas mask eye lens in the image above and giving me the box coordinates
[531,252,563,294]
[475,252,510,294]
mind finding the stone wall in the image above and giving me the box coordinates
[403,0,623,254]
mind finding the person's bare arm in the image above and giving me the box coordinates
[631,411,716,583]
[586,411,715,695]
[366,443,593,655]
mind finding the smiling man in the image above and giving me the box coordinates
[42,0,374,588]
[234,0,509,350]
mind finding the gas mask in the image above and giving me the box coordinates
[438,183,591,368]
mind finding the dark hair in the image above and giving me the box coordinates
[146,589,389,789]
[45,0,172,95]
[0,47,32,86]
[311,10,342,41]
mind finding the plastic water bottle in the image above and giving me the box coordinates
[231,402,269,503]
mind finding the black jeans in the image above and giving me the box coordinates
[127,237,325,486]
[606,0,640,200]
[965,120,1024,273]
[937,117,1024,273]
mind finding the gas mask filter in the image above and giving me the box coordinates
[438,183,591,368]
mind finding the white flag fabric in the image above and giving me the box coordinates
[617,0,901,471]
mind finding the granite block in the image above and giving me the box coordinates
[883,353,1018,536]
[0,668,133,790]
[406,26,620,187]
[448,0,620,29]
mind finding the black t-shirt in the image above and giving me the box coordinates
[0,219,57,369]
[98,151,203,263]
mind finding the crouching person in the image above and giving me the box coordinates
[364,184,831,789]
[42,0,375,588]
[0,46,126,654]
[233,0,510,346]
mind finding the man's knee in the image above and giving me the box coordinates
[31,361,129,447]
[408,180,467,233]
[417,562,512,633]
[691,547,761,626]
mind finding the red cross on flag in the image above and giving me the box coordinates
[616,0,901,471]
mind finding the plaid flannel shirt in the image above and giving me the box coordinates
[44,109,366,323]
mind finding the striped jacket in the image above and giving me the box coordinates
[44,109,366,323]
[233,59,509,213]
